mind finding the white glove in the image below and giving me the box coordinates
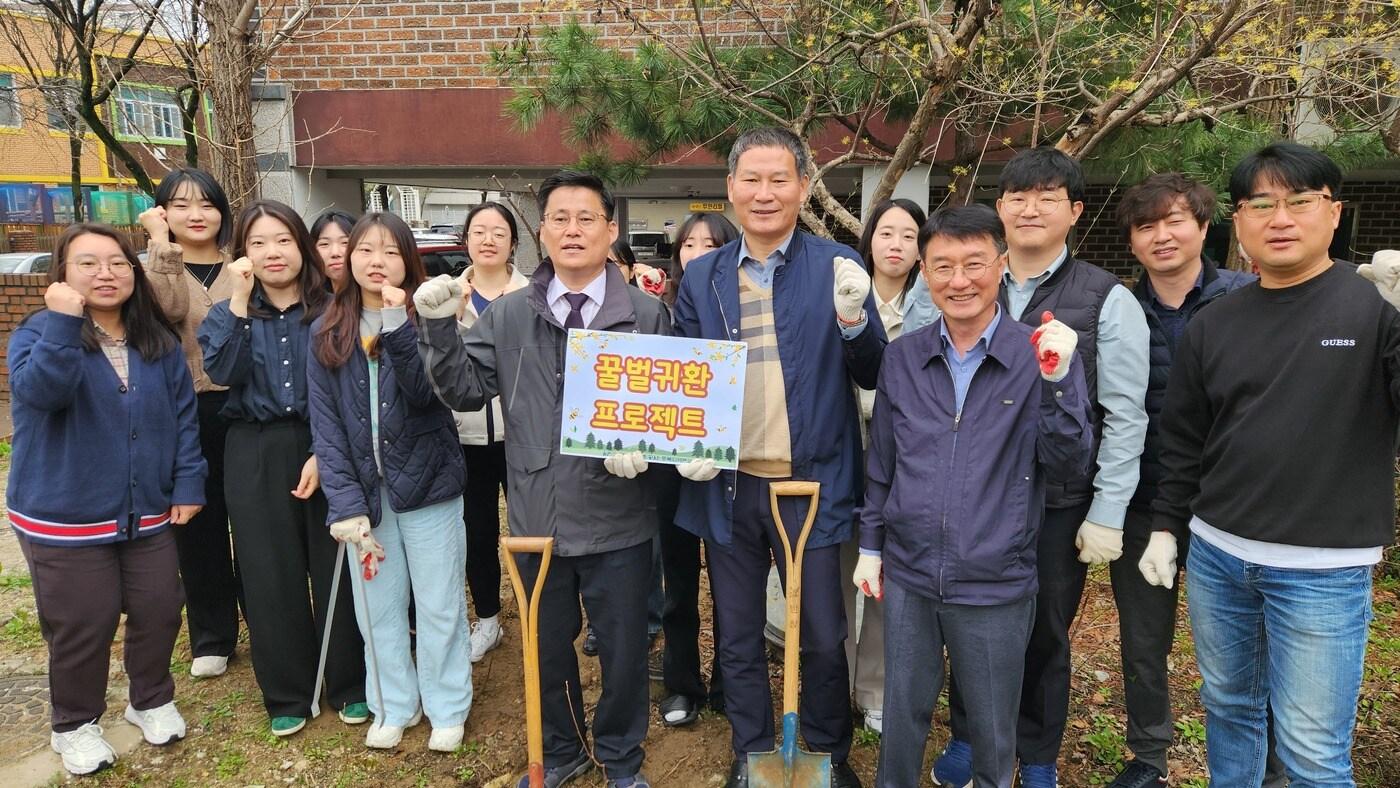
[603,451,649,479]
[330,516,386,580]
[329,515,371,545]
[1138,531,1179,590]
[1075,520,1124,564]
[677,457,720,482]
[852,553,883,600]
[413,274,463,319]
[1030,310,1077,382]
[1357,250,1400,310]
[833,256,871,324]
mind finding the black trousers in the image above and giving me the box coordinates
[708,473,852,762]
[21,529,182,732]
[950,501,1090,764]
[225,420,365,718]
[517,540,651,780]
[462,441,506,620]
[656,465,724,707]
[171,390,241,658]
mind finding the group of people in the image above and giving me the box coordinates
[6,126,1399,788]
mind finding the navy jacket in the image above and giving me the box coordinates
[861,316,1094,604]
[672,231,886,550]
[7,311,206,546]
[307,315,464,526]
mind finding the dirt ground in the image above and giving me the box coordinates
[1,472,1398,786]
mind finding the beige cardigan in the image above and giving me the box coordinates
[145,238,235,394]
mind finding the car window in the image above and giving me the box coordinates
[31,254,50,274]
[0,255,28,273]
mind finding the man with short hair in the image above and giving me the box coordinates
[673,126,885,788]
[414,171,669,788]
[1154,142,1400,786]
[936,148,1150,788]
[855,204,1093,788]
[1106,173,1257,788]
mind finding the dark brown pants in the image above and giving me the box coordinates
[19,528,183,732]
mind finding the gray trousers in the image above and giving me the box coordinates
[879,578,1035,788]
[840,536,884,713]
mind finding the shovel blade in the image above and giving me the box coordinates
[746,749,831,788]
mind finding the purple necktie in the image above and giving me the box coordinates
[564,292,589,330]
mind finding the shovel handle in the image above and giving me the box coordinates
[502,536,555,788]
[769,480,821,719]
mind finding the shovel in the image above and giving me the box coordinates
[501,536,556,788]
[309,541,347,719]
[748,480,832,788]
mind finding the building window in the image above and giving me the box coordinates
[0,74,17,127]
[114,85,184,141]
[43,78,83,133]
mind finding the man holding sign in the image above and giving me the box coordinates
[672,127,886,788]
[414,171,669,788]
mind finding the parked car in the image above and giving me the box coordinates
[0,252,52,274]
[428,224,461,237]
[418,244,469,278]
[628,230,671,259]
[413,230,460,245]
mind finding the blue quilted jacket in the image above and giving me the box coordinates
[307,316,464,526]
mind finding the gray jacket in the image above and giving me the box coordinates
[417,260,673,556]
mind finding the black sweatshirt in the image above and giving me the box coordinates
[1152,262,1400,548]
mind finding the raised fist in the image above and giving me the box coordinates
[228,256,255,299]
[44,281,86,317]
[1030,310,1077,382]
[380,284,406,309]
[138,206,170,244]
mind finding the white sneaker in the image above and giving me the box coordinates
[469,616,502,663]
[124,701,187,745]
[190,655,228,678]
[428,724,464,752]
[51,722,117,775]
[365,708,422,749]
[863,709,883,735]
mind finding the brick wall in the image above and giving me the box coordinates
[268,0,788,90]
[0,274,49,399]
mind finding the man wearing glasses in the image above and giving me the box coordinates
[935,148,1150,788]
[854,204,1093,787]
[1153,142,1400,785]
[414,171,670,788]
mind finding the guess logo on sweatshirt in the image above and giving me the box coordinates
[1320,338,1357,347]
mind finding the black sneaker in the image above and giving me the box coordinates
[1107,760,1167,788]
[516,750,594,788]
[581,628,599,657]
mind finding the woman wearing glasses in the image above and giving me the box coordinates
[8,224,206,775]
[451,202,527,663]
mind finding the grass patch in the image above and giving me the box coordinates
[1,608,42,648]
[0,572,31,589]
[213,745,247,778]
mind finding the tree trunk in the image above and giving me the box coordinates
[68,131,84,222]
[201,4,260,213]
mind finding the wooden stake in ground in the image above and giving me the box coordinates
[501,536,555,788]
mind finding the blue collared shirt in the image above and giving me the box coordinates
[939,306,1003,412]
[1002,245,1150,529]
[739,230,867,338]
[198,293,313,422]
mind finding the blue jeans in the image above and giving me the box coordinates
[352,492,472,727]
[1187,535,1371,787]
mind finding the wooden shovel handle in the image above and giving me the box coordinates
[501,536,555,788]
[769,480,821,718]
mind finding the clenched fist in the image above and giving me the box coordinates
[380,284,406,309]
[44,282,86,317]
[833,256,871,324]
[413,274,463,319]
[228,257,255,298]
[1030,311,1077,382]
[138,206,170,244]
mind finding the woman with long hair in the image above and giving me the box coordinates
[8,224,204,775]
[452,202,527,662]
[308,212,470,751]
[843,197,928,735]
[312,209,356,288]
[198,200,365,737]
[137,167,241,680]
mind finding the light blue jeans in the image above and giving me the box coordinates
[352,491,472,727]
[1187,535,1372,787]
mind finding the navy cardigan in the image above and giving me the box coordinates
[6,311,206,546]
